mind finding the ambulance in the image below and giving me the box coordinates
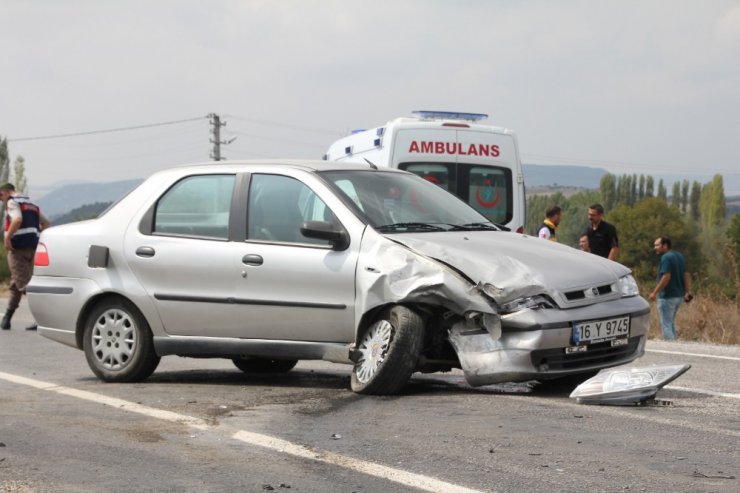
[323,111,526,232]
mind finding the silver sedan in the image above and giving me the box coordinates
[28,160,649,394]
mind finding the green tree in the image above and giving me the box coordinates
[728,214,740,276]
[657,179,667,201]
[638,174,646,200]
[13,156,28,194]
[609,198,703,282]
[599,174,616,211]
[645,176,655,198]
[699,174,726,229]
[690,181,702,221]
[0,136,9,184]
[671,181,681,208]
[681,180,689,213]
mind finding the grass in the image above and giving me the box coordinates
[0,482,35,493]
[648,293,740,345]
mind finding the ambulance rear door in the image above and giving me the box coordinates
[391,127,522,230]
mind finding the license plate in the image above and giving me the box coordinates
[572,315,630,345]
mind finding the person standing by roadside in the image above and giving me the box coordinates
[648,236,692,341]
[537,205,562,241]
[0,183,50,331]
[584,203,619,260]
[578,233,590,252]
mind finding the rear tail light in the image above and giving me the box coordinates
[516,226,524,234]
[34,242,49,266]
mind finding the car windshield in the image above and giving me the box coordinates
[319,170,499,232]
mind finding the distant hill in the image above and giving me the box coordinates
[53,201,112,225]
[35,179,143,219]
[522,164,607,188]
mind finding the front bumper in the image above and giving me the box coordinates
[449,296,650,386]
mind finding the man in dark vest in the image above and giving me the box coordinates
[0,183,50,330]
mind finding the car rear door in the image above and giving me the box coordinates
[123,173,247,337]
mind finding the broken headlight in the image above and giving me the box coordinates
[618,274,639,297]
[500,295,554,314]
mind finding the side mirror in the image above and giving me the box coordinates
[300,220,350,251]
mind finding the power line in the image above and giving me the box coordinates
[227,115,342,137]
[8,116,209,142]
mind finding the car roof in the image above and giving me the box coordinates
[163,159,403,175]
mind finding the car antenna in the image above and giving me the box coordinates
[363,158,378,170]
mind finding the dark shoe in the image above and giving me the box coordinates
[0,310,14,330]
[25,324,38,331]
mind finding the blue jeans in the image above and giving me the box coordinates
[657,297,683,341]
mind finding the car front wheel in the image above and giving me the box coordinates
[351,305,423,395]
[83,298,160,382]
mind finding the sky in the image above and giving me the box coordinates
[2,0,740,196]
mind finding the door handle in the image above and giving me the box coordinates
[135,246,156,258]
[242,254,263,266]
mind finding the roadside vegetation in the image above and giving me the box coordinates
[528,173,740,344]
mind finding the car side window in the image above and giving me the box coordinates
[154,174,235,239]
[248,174,333,245]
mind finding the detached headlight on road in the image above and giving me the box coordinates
[618,274,640,297]
[570,363,691,405]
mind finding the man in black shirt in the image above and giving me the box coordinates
[584,203,619,261]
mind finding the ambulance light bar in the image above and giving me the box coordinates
[412,111,488,122]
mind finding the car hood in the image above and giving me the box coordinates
[385,231,631,305]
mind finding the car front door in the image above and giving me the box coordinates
[230,172,359,343]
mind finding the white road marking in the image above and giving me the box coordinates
[0,371,484,493]
[646,348,740,361]
[665,385,740,400]
[232,430,483,493]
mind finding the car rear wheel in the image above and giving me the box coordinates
[351,305,423,395]
[83,298,160,382]
[232,357,298,373]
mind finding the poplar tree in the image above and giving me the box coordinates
[657,179,667,201]
[671,181,681,208]
[681,180,690,213]
[699,174,726,228]
[0,137,9,184]
[599,174,616,211]
[645,176,655,198]
[13,156,28,194]
[690,181,702,221]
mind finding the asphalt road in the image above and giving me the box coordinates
[1,300,738,493]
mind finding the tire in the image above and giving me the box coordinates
[232,357,298,374]
[351,305,424,395]
[83,298,160,382]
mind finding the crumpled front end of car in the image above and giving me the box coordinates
[449,295,649,385]
[370,231,650,387]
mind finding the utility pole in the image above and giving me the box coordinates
[208,113,235,161]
